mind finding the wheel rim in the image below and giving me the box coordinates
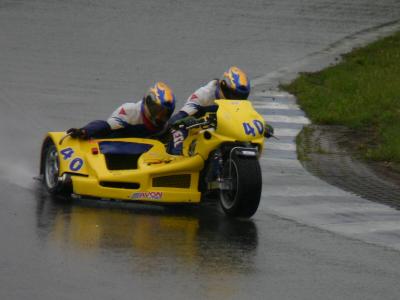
[45,145,59,189]
[220,159,239,209]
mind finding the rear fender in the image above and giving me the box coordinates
[40,132,89,176]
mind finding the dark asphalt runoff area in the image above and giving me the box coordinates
[1,1,400,299]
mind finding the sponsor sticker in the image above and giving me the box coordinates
[131,192,163,200]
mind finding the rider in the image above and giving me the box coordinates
[67,82,176,139]
[168,66,273,155]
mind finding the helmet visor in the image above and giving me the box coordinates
[145,96,170,126]
[220,81,249,100]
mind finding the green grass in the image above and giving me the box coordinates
[282,31,400,163]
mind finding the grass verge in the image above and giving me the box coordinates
[281,31,400,164]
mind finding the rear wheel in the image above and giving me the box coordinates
[42,139,71,195]
[219,156,262,218]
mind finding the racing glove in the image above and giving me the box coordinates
[173,116,198,129]
[66,128,88,139]
[264,123,274,138]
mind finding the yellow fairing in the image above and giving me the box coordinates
[182,100,265,158]
[45,132,203,203]
[215,100,264,141]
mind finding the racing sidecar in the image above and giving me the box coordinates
[40,100,266,218]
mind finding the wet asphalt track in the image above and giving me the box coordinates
[2,1,400,299]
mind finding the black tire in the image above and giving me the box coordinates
[219,156,262,218]
[42,139,72,195]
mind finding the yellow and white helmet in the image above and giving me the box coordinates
[142,82,176,127]
[220,66,250,100]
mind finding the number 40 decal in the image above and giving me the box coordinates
[60,147,84,171]
[60,148,74,160]
[242,120,264,136]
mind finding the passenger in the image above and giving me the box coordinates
[168,66,273,155]
[66,82,176,139]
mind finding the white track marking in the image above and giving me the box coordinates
[262,114,311,124]
[321,222,400,235]
[274,128,301,137]
[252,91,295,99]
[264,142,296,151]
[252,102,300,110]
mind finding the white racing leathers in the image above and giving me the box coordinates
[179,79,220,117]
[83,100,161,138]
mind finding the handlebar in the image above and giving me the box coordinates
[173,114,217,131]
[181,119,212,130]
[59,133,72,145]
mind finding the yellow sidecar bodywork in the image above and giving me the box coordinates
[43,133,203,203]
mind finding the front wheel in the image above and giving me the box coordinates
[42,139,72,195]
[219,156,262,218]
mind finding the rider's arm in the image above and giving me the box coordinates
[80,103,138,139]
[81,120,112,138]
[173,80,218,120]
[169,110,189,125]
[106,102,138,130]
